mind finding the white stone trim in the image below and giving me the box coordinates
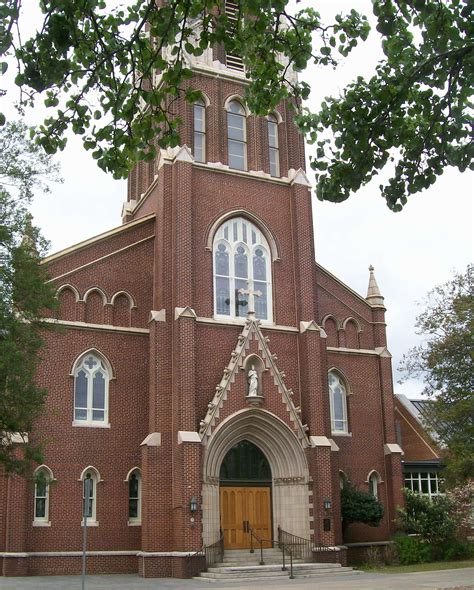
[375,346,392,358]
[175,306,197,320]
[32,521,51,527]
[56,283,81,302]
[149,309,166,323]
[328,438,340,452]
[0,551,137,557]
[178,431,201,444]
[193,160,295,187]
[202,408,311,545]
[309,436,332,447]
[384,443,404,455]
[195,316,297,332]
[289,168,312,187]
[41,318,149,335]
[327,347,379,356]
[46,235,155,283]
[72,421,111,429]
[300,320,325,335]
[140,433,161,447]
[43,215,155,264]
[137,551,198,557]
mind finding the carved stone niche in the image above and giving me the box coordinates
[243,354,265,406]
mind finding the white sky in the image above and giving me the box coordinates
[3,1,473,397]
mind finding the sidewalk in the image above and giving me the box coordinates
[0,568,473,590]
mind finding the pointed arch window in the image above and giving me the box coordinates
[81,467,100,525]
[328,371,348,434]
[227,101,247,170]
[193,99,206,163]
[73,352,110,426]
[127,469,142,524]
[33,466,54,526]
[267,114,280,177]
[213,217,272,322]
[368,471,381,499]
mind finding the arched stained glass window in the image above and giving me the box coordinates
[328,371,348,434]
[74,353,110,425]
[127,469,141,523]
[213,217,272,322]
[33,466,54,525]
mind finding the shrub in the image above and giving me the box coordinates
[394,536,432,565]
[440,540,474,561]
[341,482,384,529]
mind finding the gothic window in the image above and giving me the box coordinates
[73,352,110,426]
[328,371,348,434]
[267,114,280,177]
[368,471,381,499]
[81,467,99,524]
[227,101,247,171]
[193,99,206,163]
[33,466,54,525]
[213,217,272,322]
[127,469,141,524]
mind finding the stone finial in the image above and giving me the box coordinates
[366,265,385,306]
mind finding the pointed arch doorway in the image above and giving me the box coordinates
[219,440,272,549]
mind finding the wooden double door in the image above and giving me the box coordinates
[220,486,272,549]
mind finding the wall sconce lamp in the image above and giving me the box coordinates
[190,496,198,514]
[323,499,332,510]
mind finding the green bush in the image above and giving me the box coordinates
[440,540,474,561]
[341,482,384,529]
[394,536,432,565]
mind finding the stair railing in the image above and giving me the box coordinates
[245,523,295,579]
[187,528,224,573]
[278,526,337,562]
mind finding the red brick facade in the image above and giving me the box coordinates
[1,61,404,577]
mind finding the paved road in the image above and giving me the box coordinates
[0,568,473,590]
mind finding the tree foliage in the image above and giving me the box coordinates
[0,121,59,473]
[0,1,471,210]
[340,481,384,530]
[400,265,474,485]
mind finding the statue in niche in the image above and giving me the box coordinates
[247,366,259,397]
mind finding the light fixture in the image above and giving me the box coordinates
[190,496,197,514]
[323,499,332,510]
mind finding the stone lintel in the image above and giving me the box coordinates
[177,431,201,444]
[140,433,162,447]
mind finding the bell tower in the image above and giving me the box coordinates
[124,16,339,577]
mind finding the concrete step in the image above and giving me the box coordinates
[194,562,357,582]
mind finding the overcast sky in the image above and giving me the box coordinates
[4,1,473,398]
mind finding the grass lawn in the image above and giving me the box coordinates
[358,559,474,574]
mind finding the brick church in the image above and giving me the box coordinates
[1,19,405,578]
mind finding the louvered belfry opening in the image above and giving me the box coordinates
[225,0,244,71]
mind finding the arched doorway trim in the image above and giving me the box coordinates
[202,409,311,545]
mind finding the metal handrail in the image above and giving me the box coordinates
[278,526,337,561]
[246,524,296,579]
[187,529,224,572]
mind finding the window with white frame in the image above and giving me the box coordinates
[405,471,441,500]
[368,471,381,499]
[227,100,247,170]
[268,114,280,177]
[328,371,348,434]
[82,469,99,524]
[193,99,206,163]
[127,469,141,523]
[74,353,110,425]
[33,466,53,525]
[213,217,272,322]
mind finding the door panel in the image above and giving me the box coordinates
[220,486,271,549]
